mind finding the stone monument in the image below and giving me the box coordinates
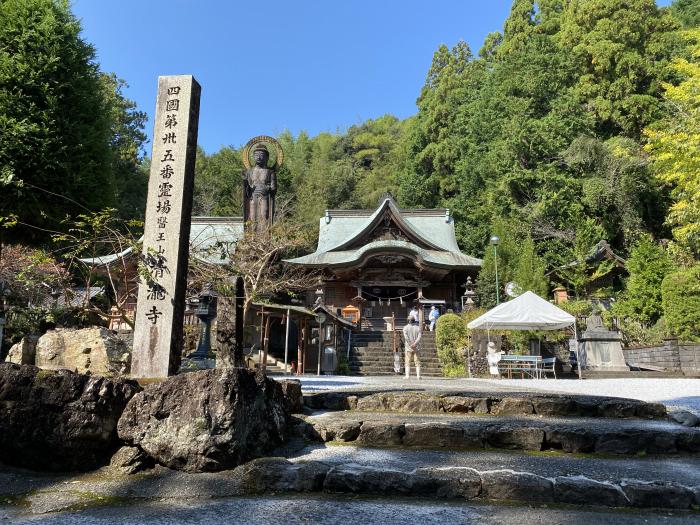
[578,314,628,372]
[242,135,284,232]
[131,75,201,378]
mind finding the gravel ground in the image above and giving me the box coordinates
[475,378,700,413]
[290,376,700,413]
[1,495,696,525]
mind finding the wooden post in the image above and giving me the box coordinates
[262,314,271,372]
[317,320,323,376]
[258,307,264,368]
[301,320,307,374]
[297,319,303,376]
[284,308,291,375]
[234,276,244,367]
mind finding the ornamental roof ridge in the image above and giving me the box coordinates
[325,208,449,217]
[327,196,445,252]
[191,216,244,223]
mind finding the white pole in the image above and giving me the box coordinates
[574,321,582,380]
[284,308,290,375]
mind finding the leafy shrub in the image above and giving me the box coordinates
[612,235,674,326]
[435,313,468,373]
[557,299,594,317]
[619,318,668,346]
[661,265,700,342]
[442,363,467,377]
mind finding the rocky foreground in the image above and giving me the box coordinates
[0,363,698,518]
[0,363,300,472]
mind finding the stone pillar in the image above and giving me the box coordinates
[132,75,201,378]
[579,315,628,372]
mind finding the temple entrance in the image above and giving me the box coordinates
[268,318,299,360]
[360,286,417,330]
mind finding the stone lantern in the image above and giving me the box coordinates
[191,287,217,361]
[461,276,477,310]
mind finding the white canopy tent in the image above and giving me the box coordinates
[467,291,581,379]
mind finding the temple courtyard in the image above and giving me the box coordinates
[295,376,700,413]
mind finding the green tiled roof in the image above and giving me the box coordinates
[287,196,481,269]
[79,217,244,267]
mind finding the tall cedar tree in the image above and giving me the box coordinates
[0,0,114,243]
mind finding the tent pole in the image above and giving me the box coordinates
[574,321,582,381]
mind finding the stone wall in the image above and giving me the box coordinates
[623,338,699,375]
[679,343,700,376]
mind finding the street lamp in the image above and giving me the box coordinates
[490,235,501,305]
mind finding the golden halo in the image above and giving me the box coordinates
[242,135,284,170]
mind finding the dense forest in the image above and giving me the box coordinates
[1,0,700,342]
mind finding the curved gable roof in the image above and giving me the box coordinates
[330,197,443,252]
[287,196,481,269]
[317,197,461,254]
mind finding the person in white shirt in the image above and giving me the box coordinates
[408,306,420,324]
[402,317,422,379]
[428,305,440,331]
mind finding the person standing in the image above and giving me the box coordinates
[403,317,422,379]
[408,305,420,324]
[428,305,440,331]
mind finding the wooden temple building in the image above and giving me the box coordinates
[287,195,482,329]
[80,195,481,375]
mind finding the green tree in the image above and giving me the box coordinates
[661,264,700,341]
[101,74,149,221]
[613,234,675,326]
[512,235,550,298]
[553,219,614,297]
[476,219,524,307]
[562,136,668,247]
[193,146,244,217]
[645,29,700,256]
[669,0,700,28]
[0,0,114,243]
[560,0,678,139]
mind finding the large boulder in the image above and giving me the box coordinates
[34,327,131,377]
[117,368,289,472]
[4,335,38,365]
[0,363,141,471]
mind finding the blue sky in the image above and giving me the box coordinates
[72,0,674,154]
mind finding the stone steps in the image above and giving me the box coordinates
[347,369,445,376]
[349,357,442,365]
[275,444,700,511]
[280,384,700,512]
[299,411,700,456]
[303,390,669,420]
[349,331,442,377]
[352,347,438,354]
